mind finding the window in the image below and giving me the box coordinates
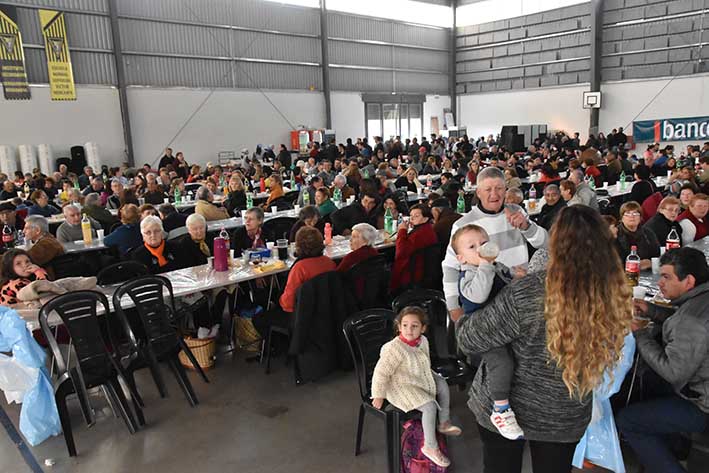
[365,101,423,141]
[457,0,588,27]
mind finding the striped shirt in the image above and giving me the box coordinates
[442,203,547,310]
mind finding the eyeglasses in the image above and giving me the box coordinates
[623,211,641,217]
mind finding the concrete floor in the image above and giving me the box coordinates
[1,351,594,473]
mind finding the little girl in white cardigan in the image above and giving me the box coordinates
[371,306,462,468]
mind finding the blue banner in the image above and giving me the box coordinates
[633,116,709,143]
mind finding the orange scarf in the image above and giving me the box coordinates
[145,240,168,267]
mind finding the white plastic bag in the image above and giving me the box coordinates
[0,353,39,404]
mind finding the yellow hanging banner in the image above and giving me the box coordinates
[38,9,75,101]
[0,5,31,100]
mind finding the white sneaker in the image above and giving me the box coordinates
[490,408,525,440]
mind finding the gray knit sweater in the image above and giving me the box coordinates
[456,270,591,442]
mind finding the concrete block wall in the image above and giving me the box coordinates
[456,3,591,94]
[601,0,708,82]
[457,0,709,94]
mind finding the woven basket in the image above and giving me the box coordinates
[234,316,262,353]
[179,336,216,370]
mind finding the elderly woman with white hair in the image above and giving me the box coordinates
[336,223,379,273]
[195,185,230,221]
[131,215,181,273]
[174,213,210,267]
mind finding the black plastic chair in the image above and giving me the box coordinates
[281,190,300,206]
[392,289,474,389]
[342,309,418,473]
[262,216,296,242]
[343,255,390,310]
[96,261,148,286]
[266,196,294,211]
[112,276,208,407]
[39,291,142,457]
[51,253,95,279]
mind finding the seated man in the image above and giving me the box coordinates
[23,215,64,278]
[56,204,101,243]
[159,203,188,233]
[195,186,229,221]
[618,247,709,473]
[0,202,25,234]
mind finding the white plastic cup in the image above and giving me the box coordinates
[241,210,247,220]
[294,204,301,212]
[96,229,104,240]
[266,241,275,257]
[138,197,145,206]
[271,206,278,215]
[651,257,661,274]
[164,198,169,204]
[632,286,647,300]
[660,246,666,256]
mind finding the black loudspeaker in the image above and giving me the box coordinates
[501,125,518,135]
[511,135,525,152]
[70,146,87,175]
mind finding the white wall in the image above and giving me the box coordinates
[0,85,126,168]
[331,91,365,142]
[458,84,589,142]
[424,94,452,137]
[127,87,325,167]
[458,73,709,152]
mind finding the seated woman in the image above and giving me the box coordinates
[538,163,561,184]
[251,226,336,337]
[195,185,229,221]
[142,180,166,205]
[422,156,440,175]
[289,205,321,243]
[139,204,159,220]
[390,204,438,292]
[0,249,48,305]
[678,193,709,244]
[629,165,657,205]
[232,207,266,256]
[394,168,422,193]
[645,196,683,247]
[175,213,210,268]
[678,183,696,210]
[223,174,247,217]
[337,223,379,273]
[314,187,337,217]
[186,165,202,183]
[263,173,285,209]
[104,204,143,256]
[504,168,521,189]
[559,179,579,205]
[376,195,404,229]
[27,190,60,217]
[615,201,660,270]
[131,215,181,274]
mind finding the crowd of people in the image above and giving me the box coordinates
[1,129,708,473]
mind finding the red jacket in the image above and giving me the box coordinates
[390,223,438,291]
[336,245,378,273]
[279,255,336,313]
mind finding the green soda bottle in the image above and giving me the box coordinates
[384,207,393,234]
[246,192,254,208]
[456,191,466,213]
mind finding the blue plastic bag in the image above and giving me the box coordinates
[19,367,61,446]
[0,307,61,446]
[572,333,636,473]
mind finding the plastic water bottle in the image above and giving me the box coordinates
[333,187,341,203]
[619,170,626,191]
[666,228,680,250]
[324,222,332,245]
[625,245,640,287]
[174,187,181,204]
[259,178,266,193]
[81,214,92,245]
[384,207,393,234]
[246,192,254,209]
[303,190,310,206]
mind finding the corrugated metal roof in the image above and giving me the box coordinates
[329,41,393,68]
[119,18,230,57]
[10,0,108,14]
[394,47,448,71]
[123,54,232,88]
[232,30,321,63]
[233,62,321,90]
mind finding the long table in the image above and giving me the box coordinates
[13,229,396,330]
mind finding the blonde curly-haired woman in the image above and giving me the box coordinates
[456,205,632,473]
